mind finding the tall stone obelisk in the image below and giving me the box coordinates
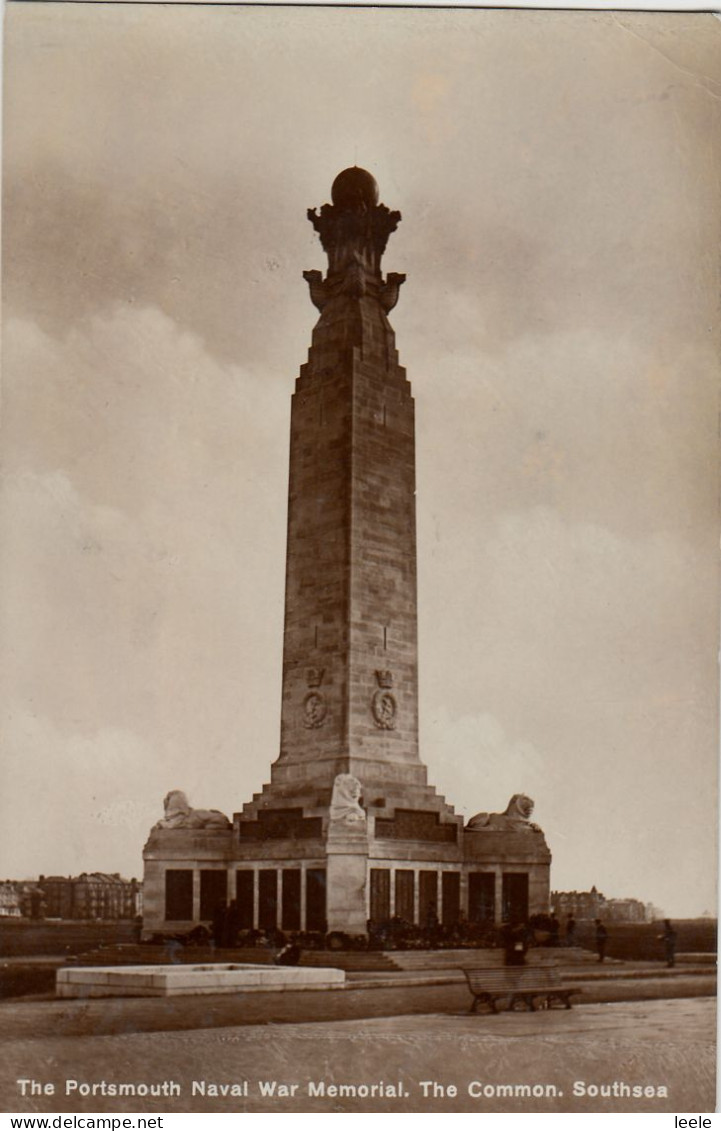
[142,169,550,941]
[269,167,448,815]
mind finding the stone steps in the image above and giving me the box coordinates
[237,783,460,825]
[66,943,400,972]
[66,943,657,974]
[387,946,611,969]
[68,945,274,967]
[298,951,400,971]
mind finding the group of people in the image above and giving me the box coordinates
[211,900,292,950]
[502,915,678,967]
[505,917,677,967]
[595,917,677,965]
[210,900,314,956]
[594,917,677,965]
[200,902,678,968]
[366,912,498,951]
[544,913,577,947]
[502,915,578,966]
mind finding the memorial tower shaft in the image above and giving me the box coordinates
[273,169,426,798]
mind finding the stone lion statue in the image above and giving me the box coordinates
[329,774,366,824]
[153,790,231,831]
[466,793,541,833]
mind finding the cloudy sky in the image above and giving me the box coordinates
[2,5,719,916]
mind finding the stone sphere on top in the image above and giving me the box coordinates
[331,167,379,209]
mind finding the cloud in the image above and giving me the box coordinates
[421,503,714,725]
[1,307,287,803]
[418,504,717,915]
[423,707,552,818]
[412,326,717,544]
[7,6,718,373]
[0,711,157,878]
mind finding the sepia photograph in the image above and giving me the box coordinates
[1,2,718,1115]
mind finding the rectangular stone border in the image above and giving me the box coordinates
[56,962,345,998]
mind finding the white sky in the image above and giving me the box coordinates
[1,4,719,917]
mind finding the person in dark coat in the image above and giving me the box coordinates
[565,914,577,948]
[595,919,608,963]
[503,921,529,966]
[223,899,240,948]
[211,901,226,949]
[660,919,677,967]
[548,914,561,947]
[424,905,440,947]
[276,936,302,966]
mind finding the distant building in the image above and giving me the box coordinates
[604,898,647,923]
[0,882,23,917]
[552,886,652,923]
[552,886,605,921]
[38,874,141,920]
[0,881,46,918]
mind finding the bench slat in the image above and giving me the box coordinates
[463,965,580,1014]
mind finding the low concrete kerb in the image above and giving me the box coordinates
[56,962,346,999]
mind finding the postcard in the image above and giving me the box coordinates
[1,3,718,1116]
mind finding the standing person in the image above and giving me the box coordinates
[276,935,302,966]
[595,918,608,963]
[223,899,240,948]
[424,904,440,948]
[549,913,561,947]
[660,919,677,967]
[565,914,577,948]
[211,900,226,949]
[503,921,529,966]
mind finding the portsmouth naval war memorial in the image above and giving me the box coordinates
[142,168,551,942]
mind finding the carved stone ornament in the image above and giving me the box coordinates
[466,793,542,833]
[153,790,231,831]
[372,670,397,730]
[305,171,405,326]
[303,691,327,729]
[302,666,327,728]
[329,773,366,824]
[302,270,328,312]
[307,201,401,278]
[379,272,406,313]
[341,254,367,299]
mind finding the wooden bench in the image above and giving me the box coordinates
[463,965,580,1013]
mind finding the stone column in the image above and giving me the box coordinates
[459,869,469,919]
[494,866,503,923]
[252,867,259,930]
[325,822,369,934]
[192,869,201,923]
[300,863,307,930]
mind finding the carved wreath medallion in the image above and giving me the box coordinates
[303,692,327,729]
[372,670,397,730]
[303,667,327,729]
